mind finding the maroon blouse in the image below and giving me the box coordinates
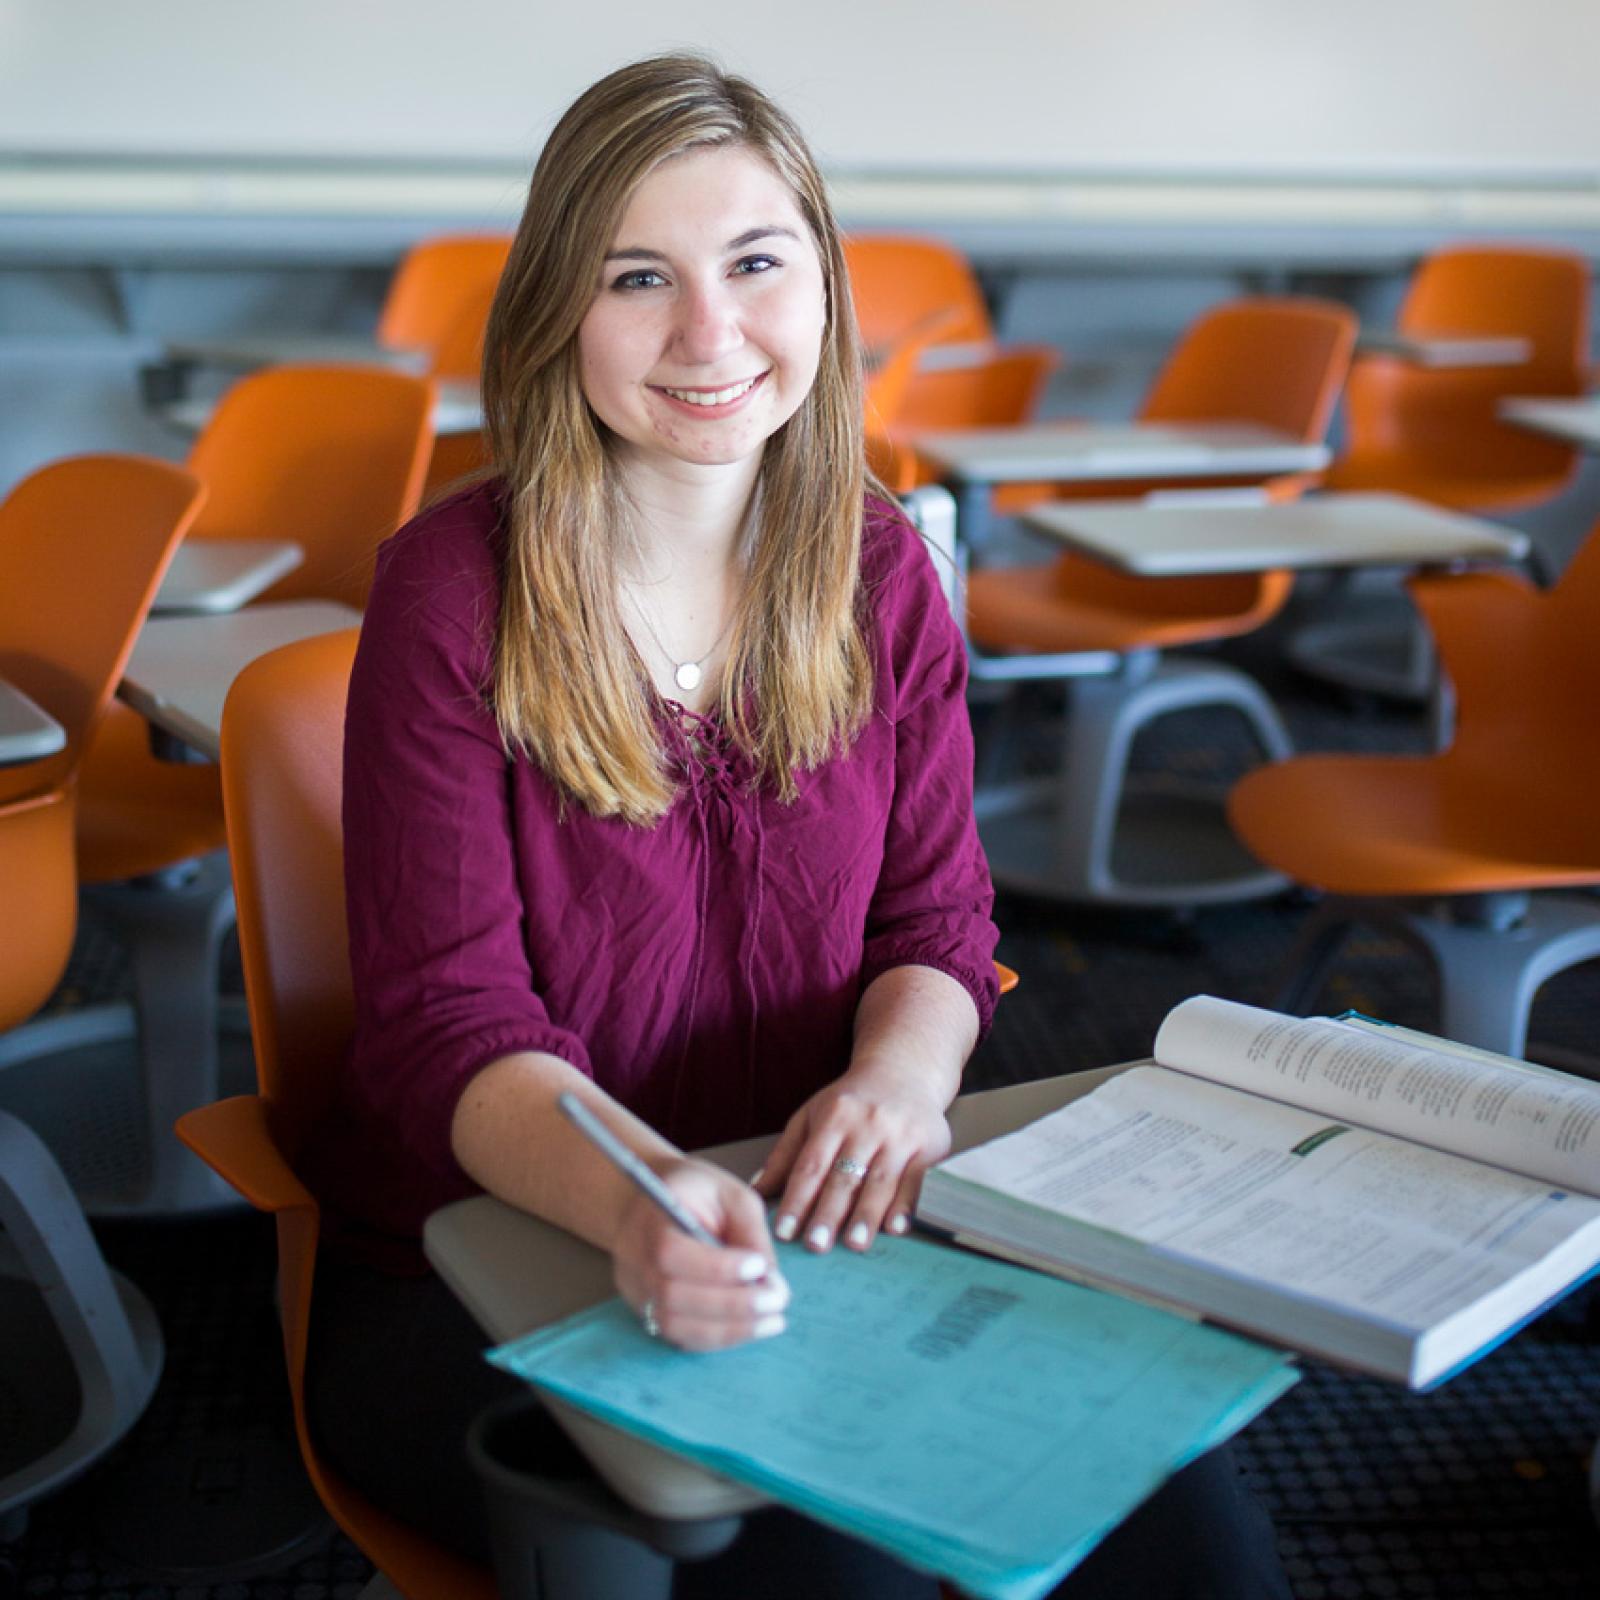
[316,480,998,1258]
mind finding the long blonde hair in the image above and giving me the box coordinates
[482,53,874,824]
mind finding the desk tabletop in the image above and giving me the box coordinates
[424,1065,1125,1521]
[162,334,429,373]
[118,600,359,760]
[0,677,65,766]
[1021,491,1529,577]
[913,421,1329,485]
[1499,395,1600,452]
[162,378,481,440]
[150,539,304,616]
[1356,331,1532,368]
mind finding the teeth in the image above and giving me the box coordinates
[661,375,761,406]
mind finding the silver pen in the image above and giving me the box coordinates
[557,1091,722,1247]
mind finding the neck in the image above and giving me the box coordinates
[615,450,761,579]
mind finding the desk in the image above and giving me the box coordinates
[1356,332,1532,368]
[424,1065,1124,1521]
[161,380,483,441]
[149,539,303,616]
[976,493,1526,904]
[1499,395,1600,452]
[118,601,359,760]
[0,678,65,766]
[161,335,429,375]
[1020,491,1529,577]
[913,421,1330,554]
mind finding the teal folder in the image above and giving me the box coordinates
[488,1234,1296,1600]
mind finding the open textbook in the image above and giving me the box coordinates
[917,997,1600,1388]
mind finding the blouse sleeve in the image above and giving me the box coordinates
[342,493,593,1186]
[858,510,1001,1038]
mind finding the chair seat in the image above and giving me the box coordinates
[1228,754,1600,897]
[968,556,1288,654]
[75,703,226,883]
[1323,453,1574,516]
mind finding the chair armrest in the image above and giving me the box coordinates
[176,1095,314,1214]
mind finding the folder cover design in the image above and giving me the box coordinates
[488,1233,1295,1600]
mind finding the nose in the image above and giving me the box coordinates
[673,277,744,365]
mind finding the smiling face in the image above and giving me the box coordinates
[576,143,828,480]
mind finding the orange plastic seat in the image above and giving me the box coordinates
[79,363,433,883]
[965,298,1356,909]
[846,233,1060,505]
[1290,245,1591,701]
[1326,245,1590,514]
[0,456,201,1523]
[173,629,494,1599]
[377,234,513,367]
[1228,516,1600,1058]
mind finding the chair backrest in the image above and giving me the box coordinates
[0,455,206,806]
[1140,297,1358,441]
[1416,519,1600,847]
[219,629,360,1158]
[375,234,512,362]
[186,365,433,609]
[1341,245,1590,491]
[843,233,993,354]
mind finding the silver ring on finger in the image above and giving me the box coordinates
[640,1298,662,1339]
[832,1154,871,1182]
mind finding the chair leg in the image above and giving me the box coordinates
[0,852,244,1215]
[468,1396,743,1600]
[0,1111,163,1518]
[1053,656,1291,906]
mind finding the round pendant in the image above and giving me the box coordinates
[674,661,703,693]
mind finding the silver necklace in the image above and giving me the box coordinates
[624,588,735,694]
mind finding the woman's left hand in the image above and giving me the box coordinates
[751,1068,952,1254]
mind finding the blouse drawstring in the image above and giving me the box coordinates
[662,705,766,1138]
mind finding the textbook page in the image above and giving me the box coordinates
[489,1233,1295,1600]
[1154,997,1600,1195]
[933,1066,1600,1340]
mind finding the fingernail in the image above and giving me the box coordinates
[737,1254,767,1282]
[754,1283,790,1314]
[774,1214,798,1242]
[807,1224,831,1251]
[887,1213,910,1235]
[847,1221,870,1250]
[754,1315,786,1339]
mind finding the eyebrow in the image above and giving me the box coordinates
[603,225,803,263]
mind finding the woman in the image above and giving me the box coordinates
[306,53,1290,1599]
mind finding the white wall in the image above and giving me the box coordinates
[3,0,1599,177]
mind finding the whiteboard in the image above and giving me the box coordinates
[2,0,1598,178]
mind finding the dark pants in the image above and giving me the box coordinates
[305,1258,1292,1599]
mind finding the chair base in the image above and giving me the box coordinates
[1284,588,1435,704]
[469,1396,743,1600]
[0,1269,162,1523]
[0,852,251,1217]
[0,1004,254,1216]
[976,655,1290,908]
[1274,891,1600,1067]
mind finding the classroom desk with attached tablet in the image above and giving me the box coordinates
[423,1067,1124,1524]
[148,538,304,616]
[1499,395,1600,453]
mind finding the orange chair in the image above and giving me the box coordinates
[846,233,1060,505]
[965,297,1357,908]
[178,630,1019,1595]
[0,456,202,1522]
[47,369,431,1215]
[1228,516,1600,1062]
[376,234,513,369]
[1290,244,1591,698]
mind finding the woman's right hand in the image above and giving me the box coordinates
[609,1157,790,1351]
